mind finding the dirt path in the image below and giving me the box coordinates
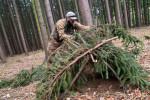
[0,26,150,100]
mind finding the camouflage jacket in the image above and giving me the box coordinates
[52,19,90,41]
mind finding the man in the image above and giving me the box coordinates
[47,11,90,64]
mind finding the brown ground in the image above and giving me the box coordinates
[0,26,150,100]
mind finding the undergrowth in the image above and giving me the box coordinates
[0,62,46,89]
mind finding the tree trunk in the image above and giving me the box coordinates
[114,0,122,25]
[44,0,55,32]
[7,0,24,53]
[39,0,51,37]
[58,0,64,18]
[132,0,135,26]
[127,0,131,27]
[0,43,6,63]
[148,0,150,25]
[0,32,7,56]
[143,0,148,25]
[61,0,66,17]
[75,0,81,23]
[0,16,13,56]
[78,0,93,26]
[89,0,94,23]
[105,0,112,24]
[32,0,44,49]
[29,12,40,49]
[34,0,49,60]
[135,0,141,27]
[101,0,107,24]
[12,0,29,55]
[123,0,129,28]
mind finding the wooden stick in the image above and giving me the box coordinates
[104,60,121,83]
[90,53,97,62]
[49,37,118,87]
[59,57,90,99]
[68,57,90,89]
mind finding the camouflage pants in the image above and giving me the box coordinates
[47,37,62,66]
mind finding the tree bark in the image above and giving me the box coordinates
[143,0,148,25]
[58,0,64,18]
[123,0,129,28]
[44,0,55,32]
[75,0,81,23]
[135,0,141,27]
[78,0,93,26]
[12,0,29,55]
[127,0,131,27]
[114,0,122,25]
[0,16,13,56]
[105,0,112,24]
[101,0,107,24]
[132,0,135,26]
[7,0,23,53]
[61,0,66,17]
[32,0,44,49]
[34,0,49,60]
[0,32,7,56]
[0,43,6,63]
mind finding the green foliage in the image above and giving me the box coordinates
[0,63,46,89]
[0,78,13,89]
[11,70,32,88]
[35,25,149,99]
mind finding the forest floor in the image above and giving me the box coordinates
[0,26,150,100]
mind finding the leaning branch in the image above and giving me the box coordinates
[49,37,118,87]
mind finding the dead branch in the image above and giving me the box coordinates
[69,57,90,89]
[104,60,121,83]
[49,37,118,87]
[90,53,97,62]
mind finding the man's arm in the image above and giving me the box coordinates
[73,21,90,30]
[56,20,71,40]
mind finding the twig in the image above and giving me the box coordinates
[69,57,90,89]
[90,53,97,62]
[49,37,118,87]
[59,57,90,100]
[104,60,121,83]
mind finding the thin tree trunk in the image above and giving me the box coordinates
[135,0,141,27]
[143,0,148,25]
[7,0,23,53]
[78,0,93,26]
[123,0,129,28]
[75,0,81,23]
[148,0,150,24]
[127,0,131,27]
[58,0,64,18]
[114,0,122,25]
[34,0,49,60]
[12,0,29,55]
[5,13,20,54]
[0,16,13,56]
[0,32,7,56]
[89,0,94,23]
[32,0,44,49]
[30,12,40,49]
[105,0,112,24]
[61,0,66,17]
[101,0,107,24]
[132,0,135,26]
[44,0,55,33]
[0,44,6,63]
[39,0,51,37]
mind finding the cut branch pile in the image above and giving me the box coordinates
[35,25,149,99]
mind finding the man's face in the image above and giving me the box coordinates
[66,17,75,25]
